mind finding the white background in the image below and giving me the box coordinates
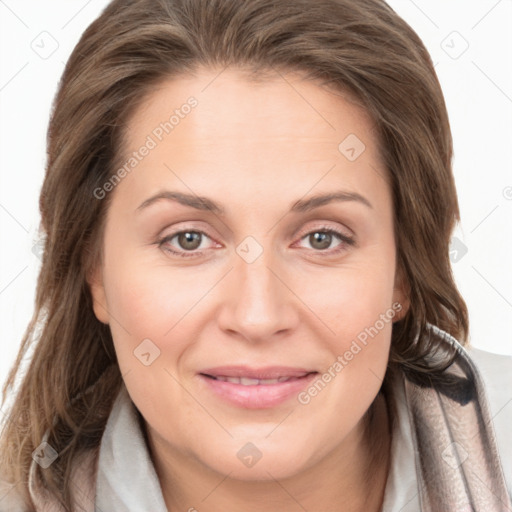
[1,0,511,395]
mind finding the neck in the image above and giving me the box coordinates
[146,391,391,512]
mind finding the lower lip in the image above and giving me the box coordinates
[198,373,318,409]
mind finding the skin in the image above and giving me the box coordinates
[89,67,409,512]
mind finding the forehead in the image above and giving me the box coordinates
[113,67,389,214]
[123,67,380,158]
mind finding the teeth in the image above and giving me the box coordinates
[240,377,261,385]
[213,376,294,385]
[259,378,282,384]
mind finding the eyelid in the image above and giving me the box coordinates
[294,220,354,240]
[158,221,219,243]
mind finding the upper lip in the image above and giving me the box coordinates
[199,366,317,379]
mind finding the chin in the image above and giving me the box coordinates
[199,438,317,481]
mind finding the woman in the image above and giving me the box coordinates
[1,0,510,510]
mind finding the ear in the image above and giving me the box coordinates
[87,264,110,325]
[392,264,410,322]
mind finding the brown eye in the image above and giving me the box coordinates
[158,229,217,259]
[297,227,356,255]
[176,231,203,251]
[308,232,333,250]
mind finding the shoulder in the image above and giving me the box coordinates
[0,442,98,512]
[0,479,30,512]
[467,344,512,377]
[465,345,512,495]
[466,345,512,416]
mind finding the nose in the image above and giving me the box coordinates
[216,246,300,343]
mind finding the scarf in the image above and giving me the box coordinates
[24,326,511,511]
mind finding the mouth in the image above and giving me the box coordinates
[200,373,316,385]
[197,366,319,409]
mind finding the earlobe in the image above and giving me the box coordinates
[87,266,110,325]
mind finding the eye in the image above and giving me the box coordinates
[157,226,355,259]
[158,230,216,258]
[296,227,355,254]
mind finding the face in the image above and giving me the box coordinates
[90,67,408,481]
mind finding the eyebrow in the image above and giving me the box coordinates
[136,190,373,214]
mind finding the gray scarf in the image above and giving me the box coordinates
[22,326,511,511]
[402,325,511,511]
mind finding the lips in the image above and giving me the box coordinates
[197,365,318,408]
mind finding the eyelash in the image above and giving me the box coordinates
[157,225,356,259]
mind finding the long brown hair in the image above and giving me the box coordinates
[0,0,468,508]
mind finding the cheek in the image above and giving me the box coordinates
[296,250,396,396]
[297,253,396,347]
[316,274,394,379]
[100,255,211,425]
[100,249,208,368]
[295,272,394,440]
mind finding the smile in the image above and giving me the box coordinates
[203,375,305,385]
[197,367,318,409]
